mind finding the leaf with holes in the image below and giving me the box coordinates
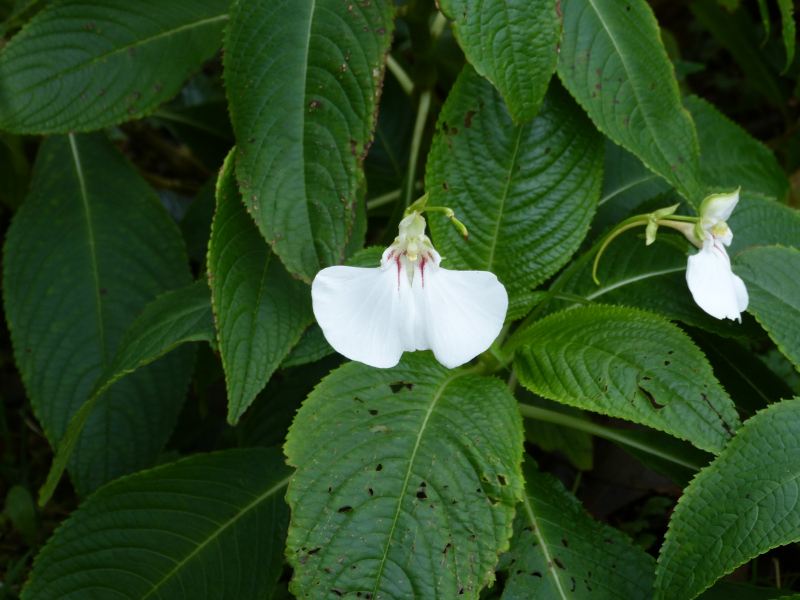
[284,353,525,600]
[655,398,800,600]
[513,305,740,454]
[38,279,216,506]
[0,0,230,133]
[498,460,655,600]
[734,246,800,371]
[209,150,314,425]
[558,0,704,205]
[438,0,560,123]
[426,67,603,304]
[21,448,291,600]
[685,95,789,201]
[2,133,193,497]
[224,0,393,282]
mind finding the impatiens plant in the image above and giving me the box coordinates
[1,0,799,599]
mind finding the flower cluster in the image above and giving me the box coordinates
[312,209,508,369]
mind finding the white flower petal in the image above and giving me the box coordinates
[312,265,412,368]
[699,189,739,223]
[732,272,749,314]
[414,266,508,369]
[686,242,744,321]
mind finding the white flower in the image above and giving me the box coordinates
[685,190,749,322]
[311,211,508,369]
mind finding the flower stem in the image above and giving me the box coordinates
[386,54,414,96]
[404,89,432,209]
[517,403,704,471]
[591,220,648,284]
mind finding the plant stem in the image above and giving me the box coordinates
[366,182,423,211]
[430,11,448,38]
[404,89,432,209]
[517,403,703,471]
[386,54,414,95]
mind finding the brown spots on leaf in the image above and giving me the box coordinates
[464,110,476,128]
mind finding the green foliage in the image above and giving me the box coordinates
[209,150,313,424]
[514,305,740,454]
[427,68,603,305]
[223,0,393,282]
[498,460,655,599]
[38,279,216,505]
[438,0,560,123]
[2,133,193,497]
[558,0,704,205]
[22,448,292,600]
[656,398,800,600]
[0,0,230,133]
[284,354,525,599]
[734,246,800,371]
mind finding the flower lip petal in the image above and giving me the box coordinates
[415,266,508,369]
[312,265,410,368]
[686,241,744,321]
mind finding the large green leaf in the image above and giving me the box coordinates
[655,398,800,600]
[734,246,800,371]
[223,0,393,282]
[558,0,703,205]
[728,192,800,254]
[38,279,216,505]
[426,68,603,302]
[21,448,291,600]
[2,133,193,496]
[514,305,740,454]
[437,0,560,123]
[498,460,655,600]
[209,150,314,425]
[0,0,230,133]
[284,354,525,600]
[685,95,789,201]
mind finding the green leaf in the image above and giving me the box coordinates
[498,460,655,600]
[685,95,789,201]
[208,150,313,425]
[734,246,800,372]
[593,139,672,234]
[223,0,394,282]
[0,0,230,133]
[426,68,603,303]
[438,0,560,123]
[38,279,216,505]
[282,323,334,368]
[0,132,30,210]
[698,580,796,600]
[557,0,704,205]
[777,0,796,73]
[689,0,788,116]
[655,398,800,600]
[4,485,37,547]
[727,192,800,252]
[21,448,292,600]
[284,354,525,600]
[179,177,217,265]
[514,305,741,454]
[2,133,193,497]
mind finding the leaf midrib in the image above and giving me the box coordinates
[140,474,292,600]
[522,491,568,599]
[370,370,469,596]
[12,13,229,95]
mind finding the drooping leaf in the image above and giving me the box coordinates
[734,246,800,372]
[209,150,314,425]
[284,353,525,600]
[498,460,655,600]
[777,0,796,73]
[513,305,741,454]
[2,133,193,497]
[426,68,603,303]
[558,0,704,205]
[22,448,292,600]
[223,0,394,282]
[0,0,230,133]
[685,95,789,201]
[38,279,216,505]
[655,398,800,600]
[437,0,560,123]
